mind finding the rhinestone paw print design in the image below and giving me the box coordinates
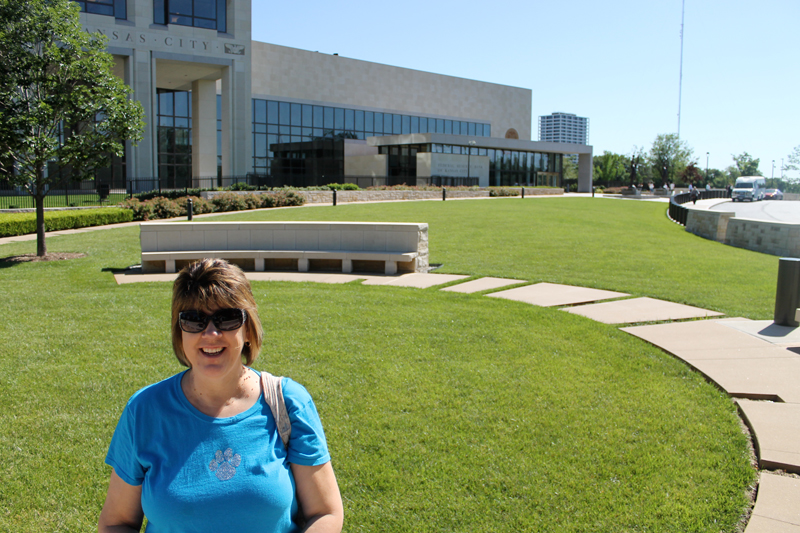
[209,448,241,481]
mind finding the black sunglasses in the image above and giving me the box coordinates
[179,308,247,333]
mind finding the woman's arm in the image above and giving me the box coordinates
[291,462,344,533]
[97,469,144,533]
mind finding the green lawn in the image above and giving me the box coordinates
[0,197,762,532]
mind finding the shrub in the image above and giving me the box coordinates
[119,198,155,221]
[228,182,257,191]
[270,190,306,207]
[134,188,205,201]
[489,188,520,197]
[178,196,213,215]
[0,208,133,237]
[327,183,360,191]
[148,197,182,219]
[212,192,249,212]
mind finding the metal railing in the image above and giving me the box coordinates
[668,189,729,226]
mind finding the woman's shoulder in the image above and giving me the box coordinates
[125,372,184,409]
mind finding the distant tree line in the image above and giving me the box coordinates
[571,134,800,193]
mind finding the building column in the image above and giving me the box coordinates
[578,152,593,193]
[131,49,155,188]
[221,60,252,181]
[192,79,218,184]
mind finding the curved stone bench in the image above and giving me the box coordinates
[140,221,429,275]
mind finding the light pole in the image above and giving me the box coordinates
[772,160,775,182]
[705,152,709,185]
[466,140,477,181]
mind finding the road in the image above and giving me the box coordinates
[709,199,800,223]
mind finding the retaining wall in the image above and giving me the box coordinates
[686,209,800,258]
[204,188,563,204]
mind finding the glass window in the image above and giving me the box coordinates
[373,113,383,134]
[468,122,476,136]
[254,100,266,124]
[344,109,355,131]
[365,112,373,133]
[279,102,290,125]
[355,110,364,132]
[411,116,419,134]
[444,120,452,135]
[484,124,491,137]
[267,101,279,123]
[461,121,468,136]
[302,105,313,128]
[160,0,226,31]
[291,103,302,126]
[419,118,428,134]
[334,108,344,130]
[174,91,189,117]
[392,114,401,135]
[313,106,323,128]
[436,119,444,134]
[323,107,334,130]
[384,114,392,134]
[74,0,126,18]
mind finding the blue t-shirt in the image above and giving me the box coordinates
[105,370,331,533]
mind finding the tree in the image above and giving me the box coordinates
[592,151,628,186]
[732,152,760,177]
[785,145,800,182]
[647,133,693,186]
[681,162,702,185]
[0,0,144,256]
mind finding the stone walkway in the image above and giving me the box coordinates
[113,270,800,531]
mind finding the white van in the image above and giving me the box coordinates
[732,176,766,202]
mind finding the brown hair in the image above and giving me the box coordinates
[171,258,263,367]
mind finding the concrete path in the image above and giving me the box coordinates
[104,269,800,531]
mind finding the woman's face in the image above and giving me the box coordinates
[180,304,248,381]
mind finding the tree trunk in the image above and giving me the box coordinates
[35,169,46,257]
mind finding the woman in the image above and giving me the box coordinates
[98,259,343,532]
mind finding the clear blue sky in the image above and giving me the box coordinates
[251,0,799,180]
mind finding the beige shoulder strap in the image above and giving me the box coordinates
[260,372,292,448]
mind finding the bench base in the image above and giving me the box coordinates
[141,250,418,276]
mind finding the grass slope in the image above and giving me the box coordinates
[0,197,760,532]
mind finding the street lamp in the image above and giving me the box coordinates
[705,152,709,185]
[466,140,477,182]
[772,160,775,182]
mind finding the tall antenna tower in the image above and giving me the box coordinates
[677,0,685,137]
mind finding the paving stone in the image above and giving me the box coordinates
[487,282,627,307]
[746,473,800,532]
[440,277,525,294]
[745,515,800,533]
[737,400,800,472]
[622,320,795,361]
[564,296,724,324]
[720,320,800,347]
[361,273,469,288]
[689,357,800,403]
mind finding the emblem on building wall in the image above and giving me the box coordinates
[224,43,245,55]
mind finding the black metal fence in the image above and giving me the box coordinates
[668,189,729,226]
[0,173,480,209]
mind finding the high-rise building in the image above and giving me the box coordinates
[538,113,589,145]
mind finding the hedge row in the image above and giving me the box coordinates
[0,208,134,238]
[119,190,306,221]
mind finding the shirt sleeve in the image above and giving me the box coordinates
[105,396,146,486]
[282,378,331,466]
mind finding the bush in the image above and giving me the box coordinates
[134,188,205,201]
[179,196,213,215]
[211,192,249,212]
[327,183,360,191]
[228,182,257,191]
[489,188,521,197]
[150,197,183,219]
[119,198,154,221]
[0,208,133,237]
[269,190,306,207]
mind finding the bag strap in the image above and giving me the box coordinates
[260,371,292,448]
